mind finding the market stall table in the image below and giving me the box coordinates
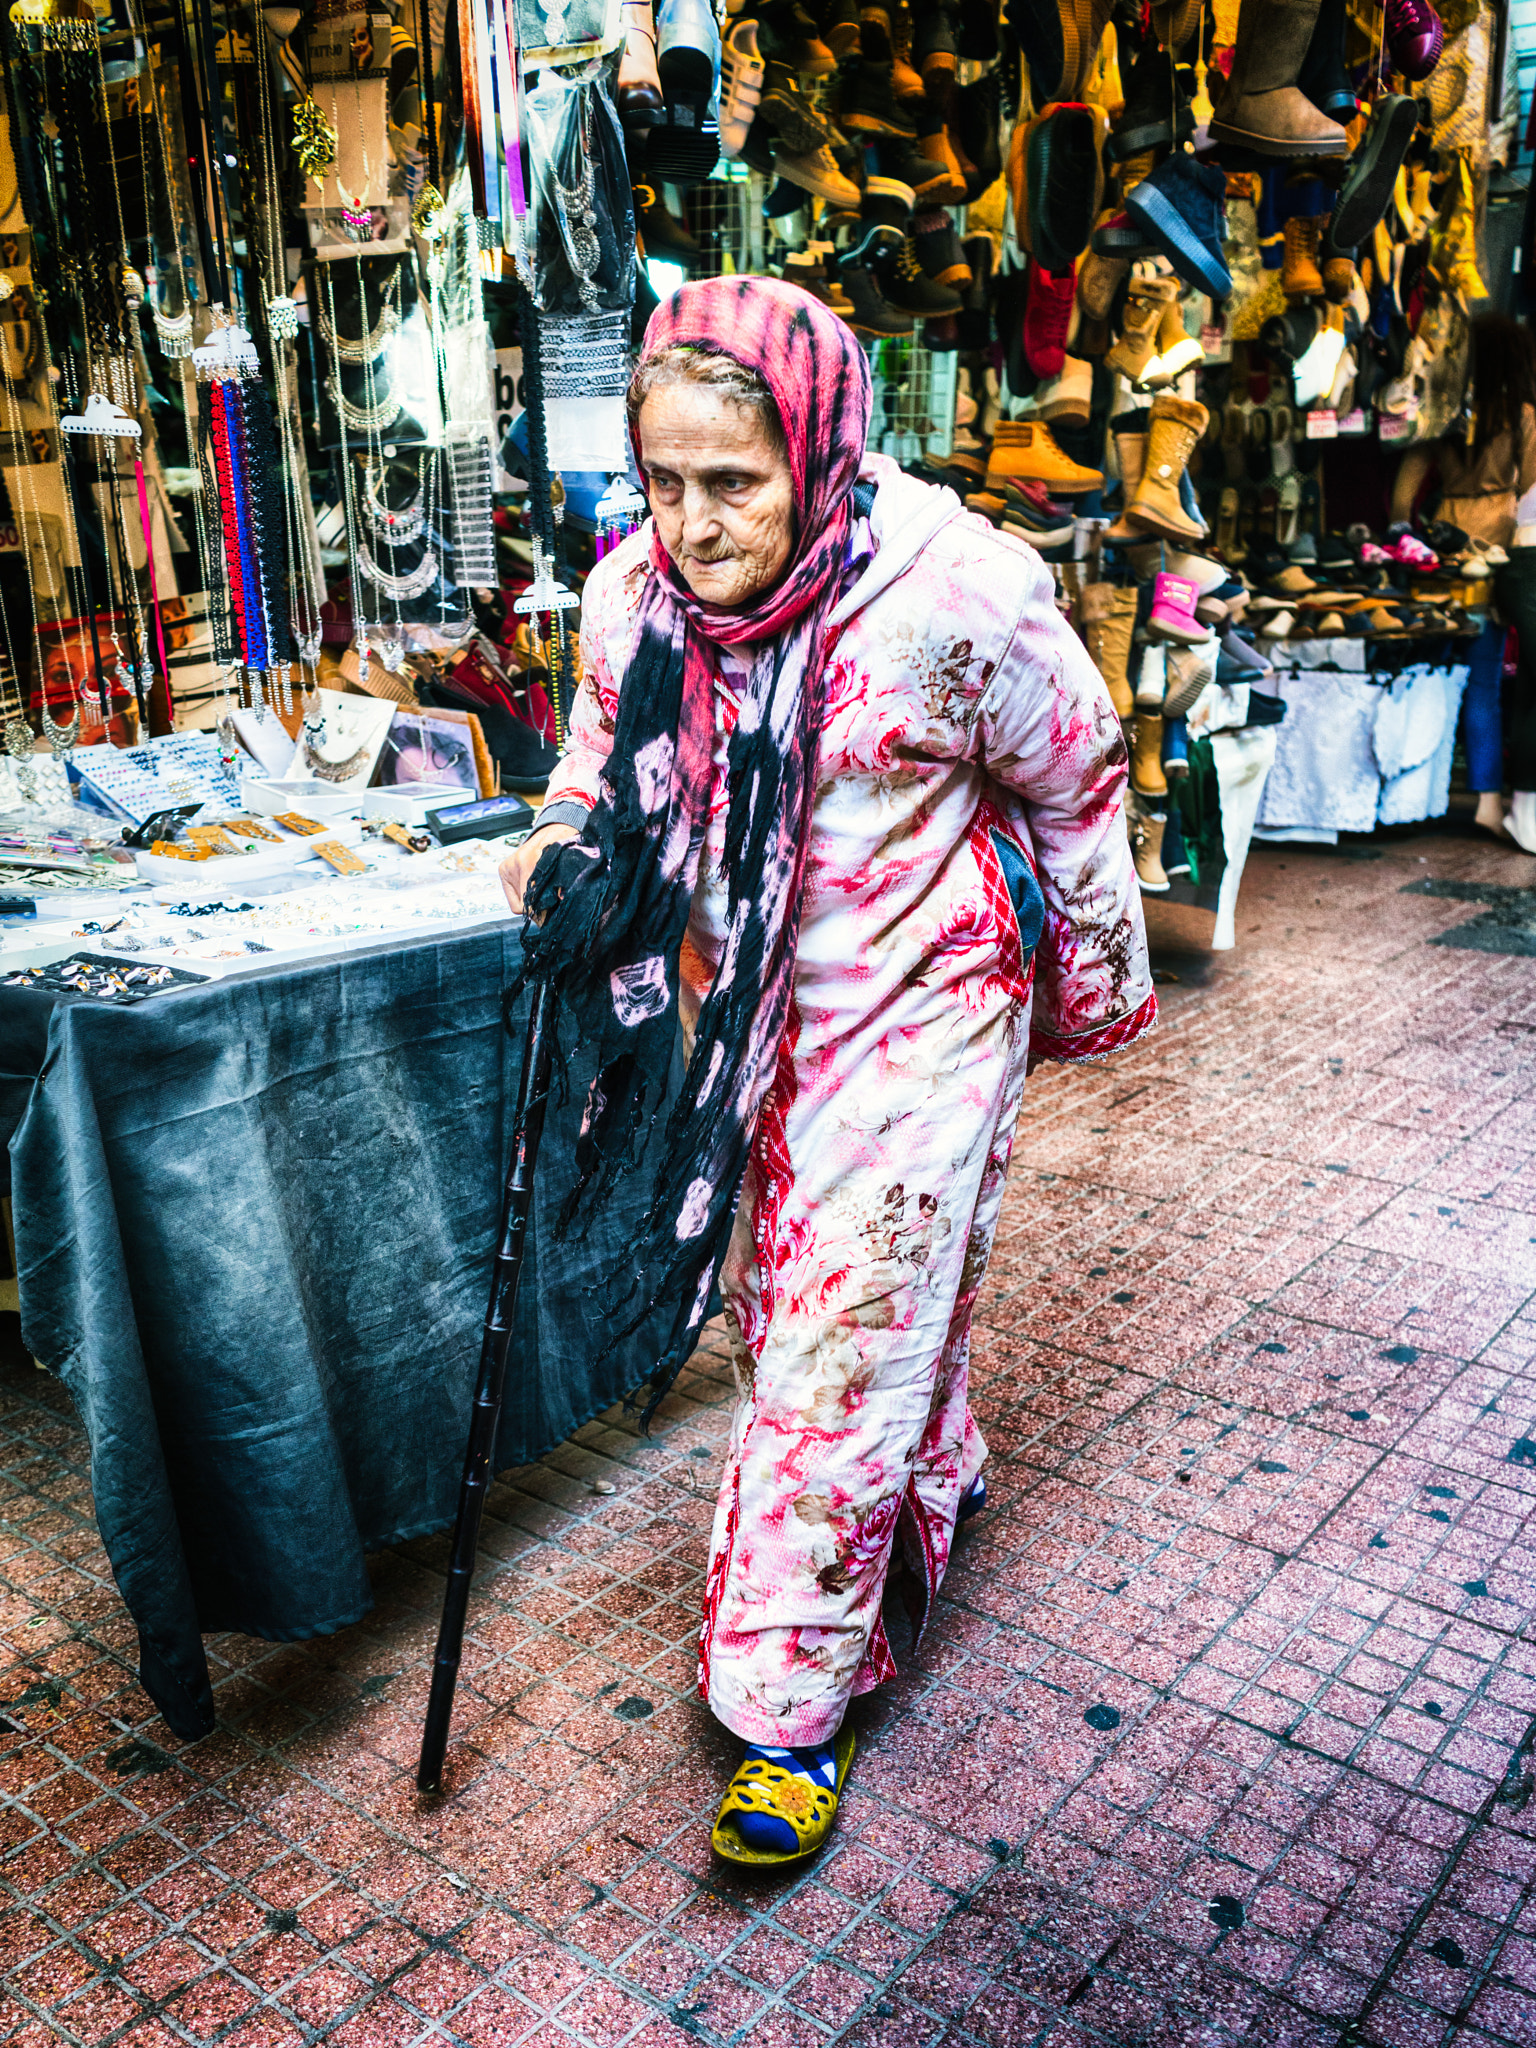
[3,919,678,1742]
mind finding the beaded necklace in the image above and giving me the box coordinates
[195,319,293,716]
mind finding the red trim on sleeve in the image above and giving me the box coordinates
[1029,987,1158,1068]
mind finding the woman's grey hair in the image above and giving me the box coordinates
[627,342,789,459]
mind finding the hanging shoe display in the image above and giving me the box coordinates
[0,0,1492,966]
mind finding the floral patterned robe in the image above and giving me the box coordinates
[539,461,1155,1745]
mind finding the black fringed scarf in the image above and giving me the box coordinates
[513,277,872,1419]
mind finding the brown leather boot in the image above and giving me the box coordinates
[1125,392,1208,543]
[1129,713,1168,799]
[1081,583,1138,718]
[1210,0,1349,157]
[1283,214,1323,296]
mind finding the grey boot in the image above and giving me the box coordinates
[1210,0,1350,157]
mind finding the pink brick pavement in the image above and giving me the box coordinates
[1,824,1534,2047]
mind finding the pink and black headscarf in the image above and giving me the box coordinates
[518,277,872,1417]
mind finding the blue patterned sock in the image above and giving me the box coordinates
[733,1741,839,1853]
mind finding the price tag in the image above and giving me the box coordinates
[1199,323,1224,351]
[1305,410,1337,439]
[0,523,23,554]
[1379,414,1413,442]
[1337,408,1368,435]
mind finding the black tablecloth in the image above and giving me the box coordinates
[5,924,681,1740]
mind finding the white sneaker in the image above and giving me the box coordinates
[718,16,762,159]
[1506,790,1536,854]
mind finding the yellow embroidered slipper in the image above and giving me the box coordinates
[710,1726,856,1867]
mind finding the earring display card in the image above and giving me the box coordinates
[68,733,244,826]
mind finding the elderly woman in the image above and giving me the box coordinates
[500,276,1154,1865]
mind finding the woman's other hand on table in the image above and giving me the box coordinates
[499,822,580,916]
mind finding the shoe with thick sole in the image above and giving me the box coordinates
[760,61,837,154]
[912,208,972,286]
[1123,157,1231,299]
[773,142,861,208]
[838,262,914,334]
[718,17,764,158]
[1329,94,1419,251]
[839,59,920,136]
[874,235,963,315]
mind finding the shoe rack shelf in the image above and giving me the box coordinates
[865,336,958,463]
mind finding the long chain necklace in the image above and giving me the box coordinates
[552,90,600,311]
[325,261,374,680]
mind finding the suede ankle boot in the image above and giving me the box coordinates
[1106,278,1177,382]
[1130,804,1171,890]
[1210,0,1350,157]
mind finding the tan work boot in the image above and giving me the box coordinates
[1283,215,1323,297]
[986,418,1104,493]
[1125,392,1209,544]
[1129,712,1168,798]
[1081,583,1138,719]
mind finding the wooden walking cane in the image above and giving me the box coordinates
[418,977,554,1794]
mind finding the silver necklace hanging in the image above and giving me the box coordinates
[553,92,601,312]
[319,294,400,365]
[358,540,439,599]
[326,372,401,433]
[362,461,426,543]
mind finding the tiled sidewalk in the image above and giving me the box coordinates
[3,826,1536,2048]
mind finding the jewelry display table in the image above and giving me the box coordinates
[3,923,675,1741]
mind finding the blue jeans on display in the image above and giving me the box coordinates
[1493,552,1536,790]
[1464,617,1506,793]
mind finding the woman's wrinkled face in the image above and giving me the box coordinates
[638,382,795,608]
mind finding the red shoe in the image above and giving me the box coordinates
[1384,0,1443,81]
[1022,262,1076,380]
